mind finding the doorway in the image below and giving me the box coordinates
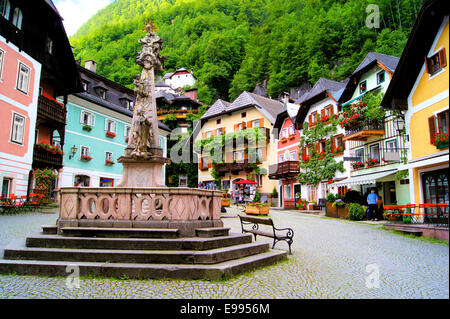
[422,168,449,205]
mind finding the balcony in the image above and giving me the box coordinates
[215,160,252,174]
[343,121,385,142]
[0,16,24,50]
[268,161,300,179]
[33,145,63,169]
[38,95,67,124]
[349,147,408,172]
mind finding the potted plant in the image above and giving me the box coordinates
[280,137,288,143]
[288,134,295,140]
[296,198,308,210]
[106,131,116,138]
[105,159,115,165]
[431,132,449,149]
[80,155,93,161]
[271,187,278,199]
[308,200,317,210]
[351,161,364,170]
[366,158,380,168]
[331,146,343,155]
[245,202,269,215]
[82,124,92,132]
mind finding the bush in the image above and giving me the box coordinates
[348,203,365,221]
[326,193,336,202]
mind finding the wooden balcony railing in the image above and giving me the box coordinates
[33,145,63,168]
[37,95,67,124]
[343,120,385,142]
[268,161,300,179]
[215,160,252,174]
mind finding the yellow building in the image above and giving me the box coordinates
[382,0,449,208]
[195,92,283,200]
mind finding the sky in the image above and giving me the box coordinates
[53,0,114,36]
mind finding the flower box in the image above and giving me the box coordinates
[280,137,288,143]
[432,132,449,149]
[366,158,380,168]
[245,205,269,215]
[221,198,230,207]
[332,146,343,155]
[437,142,449,149]
[288,135,295,140]
[125,137,129,143]
[36,143,64,155]
[105,160,115,166]
[106,131,116,138]
[352,161,364,170]
[80,155,93,161]
[82,125,92,132]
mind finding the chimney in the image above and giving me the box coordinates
[84,60,97,73]
[184,88,198,102]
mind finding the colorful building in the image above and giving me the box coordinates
[381,0,448,208]
[196,92,283,200]
[60,62,170,188]
[330,52,411,206]
[1,0,81,198]
[293,78,348,204]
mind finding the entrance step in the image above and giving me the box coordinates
[60,227,179,239]
[0,249,286,280]
[25,232,252,251]
[394,228,423,236]
[41,225,57,235]
[4,239,269,265]
[195,227,230,238]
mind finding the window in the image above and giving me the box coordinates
[289,151,296,161]
[11,7,22,29]
[0,48,4,79]
[81,146,90,156]
[437,110,449,135]
[359,80,367,94]
[98,88,106,99]
[369,143,380,162]
[309,111,318,126]
[216,118,221,125]
[105,119,116,133]
[233,150,245,161]
[279,154,284,163]
[284,184,292,200]
[105,151,113,161]
[252,119,260,128]
[205,131,212,138]
[320,140,327,152]
[241,112,246,118]
[10,113,25,144]
[74,175,90,187]
[46,37,53,54]
[256,148,263,162]
[216,128,223,136]
[2,177,12,198]
[201,158,209,169]
[425,48,447,76]
[82,81,89,92]
[333,135,344,153]
[100,177,114,187]
[179,176,188,187]
[80,111,94,126]
[16,62,30,94]
[237,123,243,131]
[125,125,131,137]
[385,139,398,152]
[376,71,385,84]
[289,125,295,136]
[1,0,11,19]
[355,148,364,163]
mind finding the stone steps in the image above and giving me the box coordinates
[27,232,252,251]
[0,250,286,280]
[4,239,269,265]
[195,227,230,238]
[41,225,57,235]
[60,227,180,239]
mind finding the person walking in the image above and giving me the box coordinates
[367,188,379,221]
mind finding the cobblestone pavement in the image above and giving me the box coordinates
[0,207,448,299]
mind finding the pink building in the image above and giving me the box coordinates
[0,36,41,197]
[269,102,301,208]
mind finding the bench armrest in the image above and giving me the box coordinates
[273,227,294,239]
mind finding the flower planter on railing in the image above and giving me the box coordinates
[366,158,380,168]
[351,161,364,170]
[82,125,92,132]
[106,131,116,138]
[105,160,115,166]
[35,143,64,155]
[280,137,288,143]
[431,132,449,149]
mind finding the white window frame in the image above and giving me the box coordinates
[105,119,116,133]
[205,131,212,138]
[369,143,380,162]
[289,125,295,136]
[252,119,260,128]
[10,113,25,144]
[233,150,244,161]
[284,184,292,200]
[81,145,90,157]
[359,80,367,94]
[0,48,4,80]
[376,70,385,84]
[16,62,30,94]
[354,147,365,163]
[385,139,398,152]
[216,128,223,136]
[289,151,296,161]
[105,151,113,162]
[124,125,131,137]
[80,110,94,126]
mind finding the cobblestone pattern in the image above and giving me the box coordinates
[0,207,448,299]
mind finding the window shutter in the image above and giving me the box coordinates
[428,116,436,140]
[309,114,312,125]
[199,157,203,169]
[202,132,206,139]
[424,56,430,74]
[259,118,264,128]
[234,124,238,132]
[321,109,325,118]
[247,121,252,128]
[331,136,336,151]
[439,48,447,68]
[222,127,225,134]
[211,130,216,137]
[261,147,267,161]
[328,105,334,116]
[242,121,246,129]
[315,143,320,154]
[105,119,108,131]
[302,147,306,158]
[91,114,95,127]
[80,111,84,124]
[208,160,212,168]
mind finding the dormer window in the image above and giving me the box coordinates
[425,48,447,76]
[98,88,106,99]
[359,80,367,94]
[82,80,89,92]
[376,71,385,84]
[11,7,22,30]
[1,0,11,19]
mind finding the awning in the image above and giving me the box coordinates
[330,170,396,187]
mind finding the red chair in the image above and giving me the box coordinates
[420,203,439,224]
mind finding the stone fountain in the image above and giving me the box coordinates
[0,25,286,280]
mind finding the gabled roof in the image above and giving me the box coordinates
[381,0,449,110]
[352,52,400,75]
[273,102,300,136]
[227,91,284,123]
[155,91,201,106]
[201,99,231,120]
[296,78,346,104]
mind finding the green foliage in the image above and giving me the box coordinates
[396,169,409,180]
[34,169,58,199]
[70,0,423,103]
[348,203,365,220]
[326,193,336,203]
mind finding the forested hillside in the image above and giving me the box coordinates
[70,0,424,105]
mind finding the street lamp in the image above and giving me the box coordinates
[394,115,405,133]
[69,145,78,159]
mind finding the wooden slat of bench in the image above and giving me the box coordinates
[239,215,274,226]
[246,229,274,238]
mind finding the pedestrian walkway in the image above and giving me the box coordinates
[0,208,448,298]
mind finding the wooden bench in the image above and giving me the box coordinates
[238,215,294,254]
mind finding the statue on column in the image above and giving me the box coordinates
[125,23,165,160]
